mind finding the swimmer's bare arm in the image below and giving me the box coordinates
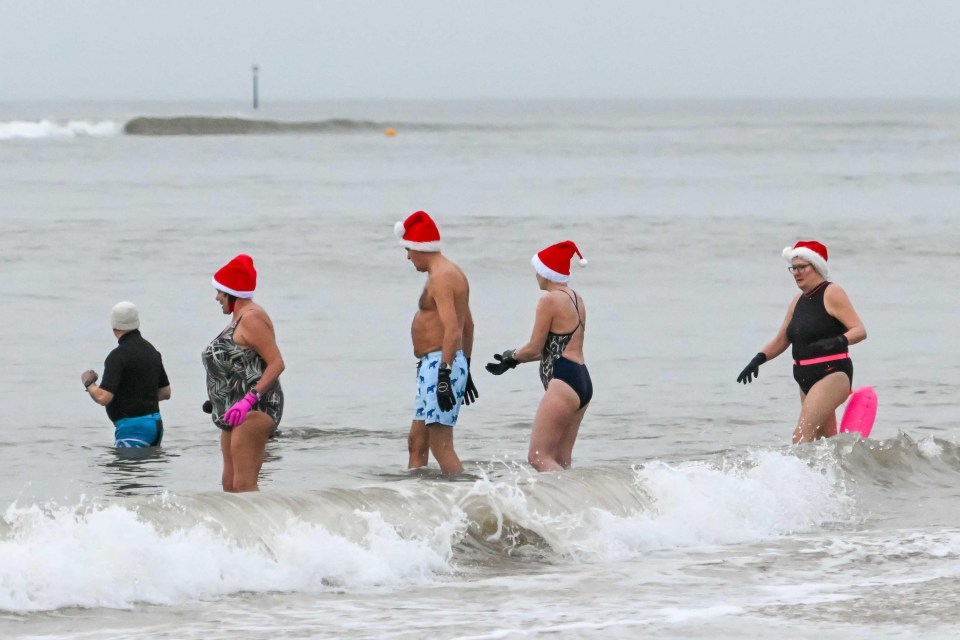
[81,368,114,405]
[433,272,462,366]
[758,294,800,360]
[823,285,867,345]
[86,384,114,406]
[237,311,285,394]
[513,295,556,363]
[462,307,474,359]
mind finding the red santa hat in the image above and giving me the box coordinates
[394,210,442,252]
[782,240,829,278]
[531,240,587,284]
[212,254,257,298]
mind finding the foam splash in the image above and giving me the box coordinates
[0,119,120,140]
[461,451,853,562]
[580,451,854,560]
[0,500,457,613]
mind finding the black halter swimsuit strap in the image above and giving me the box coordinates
[559,288,583,334]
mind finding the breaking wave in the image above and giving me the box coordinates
[0,449,858,612]
[0,119,121,140]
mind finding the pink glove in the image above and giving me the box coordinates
[224,392,258,428]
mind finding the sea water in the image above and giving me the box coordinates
[1,99,959,639]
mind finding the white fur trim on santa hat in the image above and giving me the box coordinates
[212,277,255,299]
[394,220,442,252]
[782,246,829,279]
[531,254,571,283]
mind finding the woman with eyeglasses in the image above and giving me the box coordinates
[736,241,866,444]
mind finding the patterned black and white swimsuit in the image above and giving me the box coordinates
[539,289,593,409]
[202,316,284,431]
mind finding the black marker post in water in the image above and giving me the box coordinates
[252,64,259,109]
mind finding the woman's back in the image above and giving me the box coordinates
[545,288,586,364]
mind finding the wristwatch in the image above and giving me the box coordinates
[439,363,452,373]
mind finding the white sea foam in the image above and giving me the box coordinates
[917,436,944,458]
[453,450,853,563]
[0,501,456,613]
[0,119,120,140]
[578,451,854,560]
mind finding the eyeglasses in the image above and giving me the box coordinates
[787,264,812,274]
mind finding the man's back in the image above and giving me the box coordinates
[99,330,168,422]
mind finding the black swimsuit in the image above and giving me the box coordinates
[539,290,593,409]
[786,281,853,395]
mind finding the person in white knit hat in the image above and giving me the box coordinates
[81,301,171,447]
[485,240,591,472]
[736,240,867,444]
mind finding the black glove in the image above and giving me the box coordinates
[436,366,456,412]
[808,334,848,357]
[462,358,479,406]
[737,352,767,384]
[202,400,213,414]
[485,349,519,375]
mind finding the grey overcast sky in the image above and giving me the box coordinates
[4,1,960,101]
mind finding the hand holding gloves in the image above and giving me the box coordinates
[436,366,456,412]
[485,349,519,375]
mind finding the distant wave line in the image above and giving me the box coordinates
[0,115,936,140]
[122,115,496,136]
[123,116,933,137]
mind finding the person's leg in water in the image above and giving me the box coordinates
[793,372,851,444]
[222,410,275,491]
[408,420,429,468]
[427,424,463,475]
[528,380,580,471]
[556,404,588,469]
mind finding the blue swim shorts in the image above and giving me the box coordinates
[413,350,468,427]
[114,412,164,448]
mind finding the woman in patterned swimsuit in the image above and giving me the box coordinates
[202,254,285,492]
[486,241,592,471]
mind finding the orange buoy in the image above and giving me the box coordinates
[385,128,396,137]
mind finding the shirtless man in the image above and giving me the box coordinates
[395,210,478,475]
